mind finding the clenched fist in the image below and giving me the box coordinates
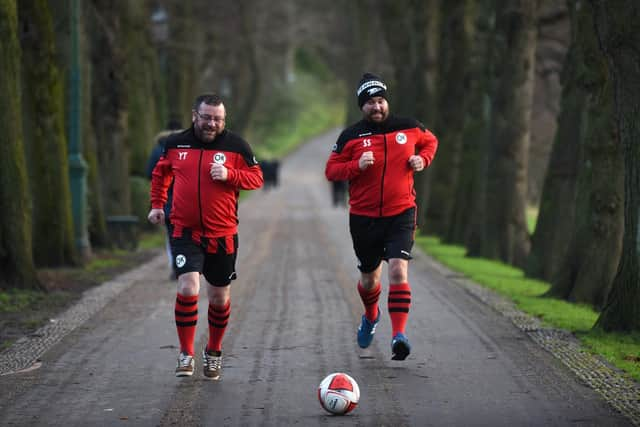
[408,155,424,172]
[359,151,375,170]
[210,163,228,181]
[148,208,165,225]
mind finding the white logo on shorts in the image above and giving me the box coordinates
[175,254,186,268]
[396,132,407,144]
[213,152,226,164]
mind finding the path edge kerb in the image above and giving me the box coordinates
[0,254,166,376]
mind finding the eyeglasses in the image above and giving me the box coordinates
[195,111,226,124]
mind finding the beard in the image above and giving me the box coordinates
[195,124,218,142]
[366,109,388,123]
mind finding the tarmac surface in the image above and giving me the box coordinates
[0,129,637,426]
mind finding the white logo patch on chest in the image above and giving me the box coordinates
[213,152,226,164]
[396,132,407,144]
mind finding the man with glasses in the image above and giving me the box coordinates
[148,94,263,380]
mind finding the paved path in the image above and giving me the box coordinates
[0,130,632,426]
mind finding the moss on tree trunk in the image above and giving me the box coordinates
[0,0,41,290]
[19,0,76,267]
[593,0,640,331]
[480,0,537,268]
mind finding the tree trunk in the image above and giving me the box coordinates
[18,0,76,267]
[0,0,41,290]
[166,1,199,127]
[232,1,261,135]
[47,0,102,250]
[380,0,433,118]
[547,1,623,308]
[341,0,378,126]
[447,0,494,245]
[424,0,474,237]
[466,0,496,256]
[525,1,583,282]
[480,0,537,268]
[89,1,130,216]
[592,0,640,331]
[81,17,108,247]
[124,2,160,178]
[380,0,439,230]
[412,0,440,230]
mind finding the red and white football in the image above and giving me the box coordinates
[317,372,360,415]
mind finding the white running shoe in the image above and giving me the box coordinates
[175,352,195,377]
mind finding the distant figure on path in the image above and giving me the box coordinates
[331,180,348,207]
[325,73,438,360]
[148,94,263,380]
[261,159,280,190]
[146,118,182,279]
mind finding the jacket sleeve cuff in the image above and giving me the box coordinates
[226,168,238,186]
[350,159,362,177]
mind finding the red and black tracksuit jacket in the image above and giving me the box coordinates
[325,115,438,217]
[150,127,263,244]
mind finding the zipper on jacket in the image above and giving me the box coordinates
[380,133,388,216]
[197,149,205,235]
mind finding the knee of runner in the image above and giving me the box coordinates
[178,274,200,296]
[388,263,408,284]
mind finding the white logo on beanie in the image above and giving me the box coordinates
[357,80,387,96]
[367,87,383,96]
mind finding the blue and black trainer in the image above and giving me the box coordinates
[391,333,411,360]
[357,311,380,348]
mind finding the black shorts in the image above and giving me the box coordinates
[170,233,238,286]
[349,207,416,273]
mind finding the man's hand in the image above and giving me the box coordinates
[408,155,424,172]
[359,151,375,170]
[148,208,165,225]
[210,163,228,181]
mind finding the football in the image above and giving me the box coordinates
[317,372,360,415]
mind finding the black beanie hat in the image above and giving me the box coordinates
[356,73,387,108]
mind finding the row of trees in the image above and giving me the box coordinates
[372,0,638,331]
[1,0,637,330]
[2,0,164,290]
[0,0,347,289]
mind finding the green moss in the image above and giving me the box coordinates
[526,205,538,234]
[0,289,44,313]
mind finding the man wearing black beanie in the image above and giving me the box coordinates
[325,72,438,361]
[356,73,388,109]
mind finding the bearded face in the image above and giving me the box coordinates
[362,96,389,123]
[193,103,226,142]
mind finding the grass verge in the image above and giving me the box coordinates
[247,72,346,161]
[416,235,640,383]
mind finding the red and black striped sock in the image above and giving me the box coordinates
[388,283,411,336]
[175,293,199,355]
[207,300,231,352]
[358,282,381,322]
